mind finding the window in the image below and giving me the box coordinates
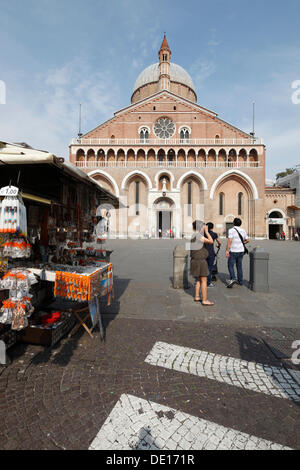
[158,153,164,165]
[139,127,150,142]
[136,181,139,215]
[238,192,243,216]
[180,127,190,142]
[168,150,174,163]
[219,193,224,216]
[188,182,192,216]
[163,54,167,61]
[154,117,175,139]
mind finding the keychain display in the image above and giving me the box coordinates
[0,268,35,330]
[0,269,33,295]
[2,237,31,258]
[0,194,27,237]
[54,263,113,304]
[0,258,8,276]
[0,298,34,330]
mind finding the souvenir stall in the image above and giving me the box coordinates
[0,143,118,359]
[0,185,36,363]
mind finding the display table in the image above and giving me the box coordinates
[28,262,113,340]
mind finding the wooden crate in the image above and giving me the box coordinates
[18,314,76,347]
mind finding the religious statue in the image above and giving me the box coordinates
[162,178,167,192]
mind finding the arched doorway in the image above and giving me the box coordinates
[268,210,284,239]
[211,172,255,236]
[153,197,175,238]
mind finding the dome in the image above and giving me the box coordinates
[133,62,195,95]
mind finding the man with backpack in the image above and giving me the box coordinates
[225,218,249,288]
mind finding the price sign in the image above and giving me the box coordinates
[0,186,19,196]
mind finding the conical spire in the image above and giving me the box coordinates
[159,34,171,53]
[158,34,171,91]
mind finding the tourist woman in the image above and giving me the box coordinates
[190,220,215,306]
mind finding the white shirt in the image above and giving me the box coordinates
[228,226,248,252]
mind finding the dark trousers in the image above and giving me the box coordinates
[228,252,244,284]
[207,255,215,285]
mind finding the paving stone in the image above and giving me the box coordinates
[89,394,292,450]
[0,314,300,450]
[145,341,300,402]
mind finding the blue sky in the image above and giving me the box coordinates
[0,0,300,178]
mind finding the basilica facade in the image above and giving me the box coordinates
[69,36,268,239]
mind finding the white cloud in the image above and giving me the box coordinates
[0,57,121,159]
[190,59,216,88]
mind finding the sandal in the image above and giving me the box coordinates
[201,301,215,306]
[194,298,201,302]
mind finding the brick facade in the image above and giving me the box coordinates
[68,36,293,239]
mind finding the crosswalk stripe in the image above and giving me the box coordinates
[89,394,291,450]
[144,342,300,402]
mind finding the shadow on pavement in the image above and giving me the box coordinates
[97,276,131,340]
[236,331,272,364]
[236,331,300,407]
[30,323,86,367]
[132,426,160,450]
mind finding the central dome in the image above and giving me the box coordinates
[131,62,197,104]
[133,62,195,93]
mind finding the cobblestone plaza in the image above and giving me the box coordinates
[1,239,299,450]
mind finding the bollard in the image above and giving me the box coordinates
[173,245,189,289]
[249,247,269,292]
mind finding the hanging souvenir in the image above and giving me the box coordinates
[0,189,27,237]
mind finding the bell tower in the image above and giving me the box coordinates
[158,34,171,91]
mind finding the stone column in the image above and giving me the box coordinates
[173,245,189,289]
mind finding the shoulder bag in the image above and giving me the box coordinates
[234,228,249,255]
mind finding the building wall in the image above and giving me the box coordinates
[70,91,267,239]
[276,171,300,229]
[265,187,296,238]
[72,165,266,238]
[72,93,252,141]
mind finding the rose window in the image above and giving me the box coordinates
[154,118,175,139]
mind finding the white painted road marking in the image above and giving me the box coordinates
[89,394,291,450]
[144,342,300,402]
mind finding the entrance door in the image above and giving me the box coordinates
[226,222,234,237]
[269,224,282,239]
[157,211,171,238]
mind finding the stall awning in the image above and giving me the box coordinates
[0,141,119,206]
[22,193,52,205]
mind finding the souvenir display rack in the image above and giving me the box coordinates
[0,189,35,336]
[28,262,114,339]
[0,154,118,352]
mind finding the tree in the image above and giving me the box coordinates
[276,168,296,180]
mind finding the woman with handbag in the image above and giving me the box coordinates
[190,220,215,306]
